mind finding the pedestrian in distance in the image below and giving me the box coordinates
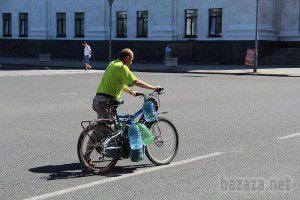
[164,44,172,64]
[165,44,172,59]
[83,42,92,70]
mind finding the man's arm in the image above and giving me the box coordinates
[133,79,159,91]
[123,86,137,96]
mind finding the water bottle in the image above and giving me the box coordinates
[130,146,145,162]
[128,123,143,150]
[143,100,157,122]
[128,122,144,162]
[137,123,155,146]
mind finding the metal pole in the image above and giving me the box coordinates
[46,0,51,39]
[46,0,48,39]
[254,0,259,73]
[108,0,114,61]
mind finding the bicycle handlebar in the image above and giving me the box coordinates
[135,88,164,98]
[135,92,144,97]
[155,87,164,93]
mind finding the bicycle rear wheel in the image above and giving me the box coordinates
[77,125,119,174]
[145,117,179,165]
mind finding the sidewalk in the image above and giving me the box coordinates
[0,56,299,77]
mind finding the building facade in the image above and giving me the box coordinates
[0,0,299,64]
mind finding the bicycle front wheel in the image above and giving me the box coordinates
[146,117,179,165]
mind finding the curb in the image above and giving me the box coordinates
[133,68,300,77]
[1,63,299,77]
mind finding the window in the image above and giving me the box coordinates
[117,11,127,38]
[137,11,148,38]
[209,8,222,37]
[3,13,12,37]
[185,9,197,37]
[19,13,28,37]
[75,12,84,37]
[57,13,66,37]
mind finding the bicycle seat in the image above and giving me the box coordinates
[107,99,124,106]
[94,118,114,125]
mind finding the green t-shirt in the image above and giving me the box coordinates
[96,59,138,99]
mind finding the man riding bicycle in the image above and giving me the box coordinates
[93,48,161,119]
[85,48,162,161]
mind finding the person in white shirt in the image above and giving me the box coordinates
[83,42,92,70]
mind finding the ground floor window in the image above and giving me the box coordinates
[75,12,84,37]
[117,11,127,38]
[57,13,66,37]
[185,9,197,38]
[137,11,148,38]
[3,13,12,37]
[19,13,28,37]
[209,8,222,37]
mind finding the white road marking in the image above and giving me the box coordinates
[59,93,79,96]
[278,132,300,140]
[0,70,104,77]
[24,152,224,200]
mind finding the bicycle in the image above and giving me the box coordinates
[77,88,179,174]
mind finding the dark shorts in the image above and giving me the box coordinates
[83,55,90,64]
[92,94,116,119]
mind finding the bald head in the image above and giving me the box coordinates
[119,48,134,66]
[119,48,133,59]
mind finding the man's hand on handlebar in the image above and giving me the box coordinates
[154,86,164,93]
[134,87,164,97]
[134,91,143,97]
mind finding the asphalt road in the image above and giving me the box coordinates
[0,70,299,200]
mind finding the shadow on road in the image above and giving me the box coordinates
[29,163,90,180]
[29,163,155,181]
[104,164,154,178]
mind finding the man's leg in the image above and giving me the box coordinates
[86,56,92,70]
[87,57,92,69]
[85,63,89,71]
[84,96,111,161]
[84,56,89,70]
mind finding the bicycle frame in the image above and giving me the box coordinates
[102,108,144,152]
[116,108,144,125]
[92,91,164,153]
